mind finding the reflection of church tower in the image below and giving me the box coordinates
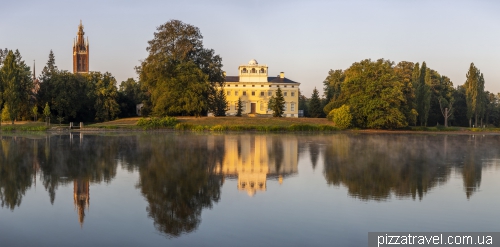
[216,135,298,196]
[73,20,89,73]
[73,179,90,226]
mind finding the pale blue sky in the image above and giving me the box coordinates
[1,0,499,96]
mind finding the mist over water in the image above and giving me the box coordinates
[0,132,499,246]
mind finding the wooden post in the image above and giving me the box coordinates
[80,122,83,129]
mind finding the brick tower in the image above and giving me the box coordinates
[73,20,89,73]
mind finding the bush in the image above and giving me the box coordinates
[137,116,178,129]
[330,105,352,130]
[174,123,194,131]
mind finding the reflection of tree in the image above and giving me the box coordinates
[309,142,319,170]
[135,134,223,238]
[322,134,497,201]
[268,137,284,173]
[0,137,35,210]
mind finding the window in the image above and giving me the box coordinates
[227,91,231,96]
[260,92,264,96]
[291,92,295,97]
[242,68,247,73]
[243,85,246,87]
[260,68,265,73]
[284,85,287,88]
[291,103,295,111]
[284,92,288,96]
[235,85,238,87]
[261,85,264,87]
[284,103,287,111]
[243,91,247,96]
[235,91,239,96]
[242,102,246,111]
[251,68,256,73]
[292,86,294,88]
[252,85,255,87]
[252,91,255,96]
[268,91,272,96]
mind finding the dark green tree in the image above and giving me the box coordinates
[298,89,309,117]
[92,72,120,121]
[268,87,285,117]
[137,20,225,117]
[309,87,323,118]
[118,78,143,117]
[236,98,243,117]
[0,50,32,124]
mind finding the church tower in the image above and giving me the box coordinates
[73,20,89,73]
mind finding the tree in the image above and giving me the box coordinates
[1,105,10,123]
[32,105,38,122]
[137,20,225,117]
[118,78,143,117]
[92,72,120,121]
[438,97,453,127]
[268,87,285,117]
[309,87,322,118]
[236,98,243,117]
[0,50,32,124]
[395,61,417,125]
[330,104,352,129]
[43,102,50,124]
[464,63,485,127]
[415,62,431,126]
[298,89,309,117]
[323,69,345,106]
[340,59,407,129]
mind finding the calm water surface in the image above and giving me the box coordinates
[1,132,499,246]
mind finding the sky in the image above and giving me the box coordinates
[1,0,499,96]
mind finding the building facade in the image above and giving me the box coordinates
[224,59,300,117]
[73,21,89,73]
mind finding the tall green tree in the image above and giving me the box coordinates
[0,50,32,124]
[415,62,431,126]
[395,61,417,126]
[236,98,243,117]
[93,72,120,121]
[118,78,143,117]
[298,89,309,117]
[268,87,285,117]
[137,20,225,117]
[464,63,485,127]
[309,87,322,118]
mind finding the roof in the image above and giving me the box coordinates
[224,76,298,84]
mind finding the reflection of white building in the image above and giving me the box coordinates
[215,135,298,196]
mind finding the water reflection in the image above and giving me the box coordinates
[322,134,499,200]
[134,134,223,238]
[0,133,499,239]
[214,135,298,196]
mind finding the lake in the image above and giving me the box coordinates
[0,132,499,246]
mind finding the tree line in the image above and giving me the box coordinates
[300,59,497,129]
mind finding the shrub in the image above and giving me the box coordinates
[137,116,178,129]
[210,125,227,131]
[330,105,352,130]
[174,123,194,131]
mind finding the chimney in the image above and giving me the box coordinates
[280,72,284,79]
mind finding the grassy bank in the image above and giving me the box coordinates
[3,117,499,133]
